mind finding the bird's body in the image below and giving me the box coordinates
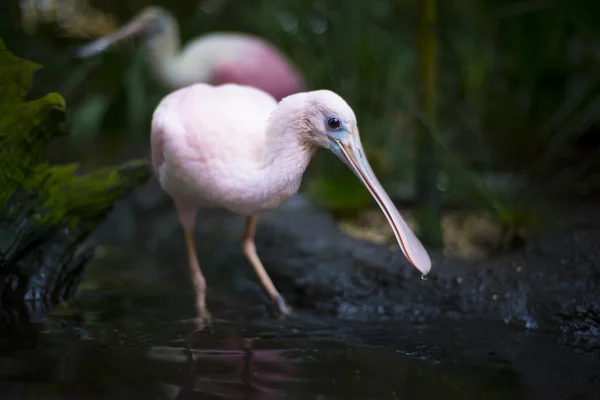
[150,32,304,101]
[151,83,308,216]
[77,7,304,100]
[149,82,432,320]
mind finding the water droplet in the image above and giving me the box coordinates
[420,274,428,281]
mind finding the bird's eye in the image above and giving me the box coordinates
[327,117,341,130]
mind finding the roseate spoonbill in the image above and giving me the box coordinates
[151,83,431,319]
[76,6,304,101]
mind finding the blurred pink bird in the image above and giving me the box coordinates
[76,6,304,100]
[150,82,431,320]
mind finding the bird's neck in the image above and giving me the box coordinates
[261,96,318,199]
[143,20,190,88]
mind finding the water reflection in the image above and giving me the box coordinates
[3,302,599,400]
[151,334,296,399]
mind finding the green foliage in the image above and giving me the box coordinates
[0,38,150,228]
[431,0,600,242]
[439,148,547,247]
[305,172,371,214]
[414,0,443,248]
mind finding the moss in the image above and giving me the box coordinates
[0,38,150,227]
[0,38,151,316]
[25,160,149,227]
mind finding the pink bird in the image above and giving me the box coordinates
[150,82,431,320]
[75,6,304,101]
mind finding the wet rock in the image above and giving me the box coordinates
[254,208,600,336]
[94,187,600,345]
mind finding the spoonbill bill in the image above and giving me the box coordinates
[151,83,431,319]
[76,6,304,101]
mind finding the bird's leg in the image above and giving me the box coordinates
[242,216,292,315]
[184,229,211,321]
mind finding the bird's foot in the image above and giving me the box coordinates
[194,306,212,330]
[199,307,212,319]
[274,295,293,317]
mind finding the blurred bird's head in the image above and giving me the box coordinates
[75,6,176,58]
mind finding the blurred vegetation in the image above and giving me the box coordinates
[415,0,443,247]
[2,0,600,255]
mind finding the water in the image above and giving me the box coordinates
[1,196,596,399]
[1,283,599,400]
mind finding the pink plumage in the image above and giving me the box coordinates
[212,43,305,101]
[149,82,431,321]
[76,7,305,101]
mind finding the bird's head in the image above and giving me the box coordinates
[283,90,432,276]
[75,6,175,58]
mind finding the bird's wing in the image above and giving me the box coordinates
[150,83,278,188]
[150,83,284,211]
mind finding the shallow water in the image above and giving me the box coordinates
[1,283,599,400]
